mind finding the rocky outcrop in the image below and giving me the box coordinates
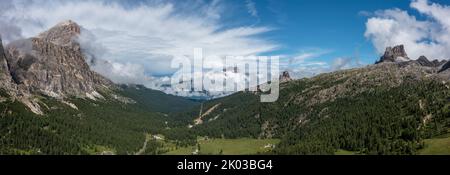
[376,46,448,72]
[3,21,112,100]
[38,20,81,47]
[280,71,292,83]
[0,21,118,114]
[416,55,448,68]
[416,56,434,67]
[439,61,450,73]
[433,60,447,67]
[376,45,410,64]
[0,37,9,77]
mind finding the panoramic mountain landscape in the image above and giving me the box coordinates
[0,0,450,156]
[0,20,449,155]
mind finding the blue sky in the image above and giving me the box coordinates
[62,0,450,66]
[2,0,450,95]
[232,0,450,65]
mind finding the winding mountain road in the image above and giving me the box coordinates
[135,134,151,155]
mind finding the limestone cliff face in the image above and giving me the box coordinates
[3,20,112,99]
[38,20,81,47]
[0,37,9,78]
[0,37,14,89]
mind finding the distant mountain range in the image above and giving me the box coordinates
[376,44,449,69]
[0,21,449,155]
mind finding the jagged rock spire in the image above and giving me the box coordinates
[376,45,410,64]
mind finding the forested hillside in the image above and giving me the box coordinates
[173,62,450,155]
[0,88,180,155]
[119,84,200,114]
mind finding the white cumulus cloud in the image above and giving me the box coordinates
[0,0,279,97]
[365,0,450,61]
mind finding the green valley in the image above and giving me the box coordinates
[161,138,279,155]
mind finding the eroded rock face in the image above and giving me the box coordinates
[0,37,8,77]
[439,61,450,73]
[376,45,410,64]
[38,20,81,47]
[4,21,112,98]
[0,37,13,89]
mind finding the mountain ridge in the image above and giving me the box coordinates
[174,44,450,154]
[0,22,201,155]
[0,21,116,114]
[1,20,450,155]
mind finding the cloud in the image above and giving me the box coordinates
[0,0,278,97]
[288,49,330,65]
[281,50,331,79]
[289,64,329,79]
[245,0,258,18]
[332,57,353,70]
[365,0,450,60]
[0,1,23,42]
[283,49,361,79]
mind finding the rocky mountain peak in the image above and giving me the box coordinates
[417,55,434,67]
[376,45,410,64]
[4,20,112,99]
[416,55,448,68]
[280,71,292,83]
[433,60,447,67]
[37,20,81,47]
